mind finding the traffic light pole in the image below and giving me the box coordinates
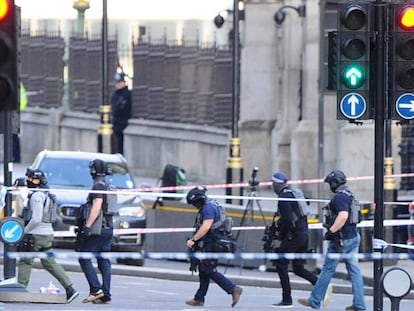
[372,2,386,311]
[2,111,16,279]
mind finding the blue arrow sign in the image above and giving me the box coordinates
[340,93,367,119]
[0,218,24,244]
[396,93,414,119]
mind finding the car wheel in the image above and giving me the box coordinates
[116,258,145,266]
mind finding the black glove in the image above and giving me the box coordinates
[81,227,91,238]
[324,230,336,241]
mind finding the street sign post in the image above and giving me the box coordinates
[340,92,367,119]
[395,93,414,119]
[0,217,24,245]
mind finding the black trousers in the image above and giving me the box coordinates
[274,232,318,303]
[113,130,124,155]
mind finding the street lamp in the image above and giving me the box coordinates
[274,5,306,25]
[97,0,114,153]
[214,1,244,204]
[72,0,90,35]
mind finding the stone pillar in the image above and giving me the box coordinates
[239,3,280,176]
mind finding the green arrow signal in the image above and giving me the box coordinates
[342,65,365,89]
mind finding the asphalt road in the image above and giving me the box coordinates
[0,265,411,311]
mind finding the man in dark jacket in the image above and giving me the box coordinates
[270,172,321,309]
[111,72,132,155]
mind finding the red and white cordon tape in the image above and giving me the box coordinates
[7,171,414,207]
[53,219,414,238]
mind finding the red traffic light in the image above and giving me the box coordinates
[398,5,414,31]
[0,0,10,22]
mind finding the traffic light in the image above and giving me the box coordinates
[390,3,414,120]
[337,1,372,120]
[327,31,338,91]
[0,0,18,112]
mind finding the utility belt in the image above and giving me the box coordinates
[101,215,113,229]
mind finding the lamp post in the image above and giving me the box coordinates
[215,1,244,204]
[273,5,306,25]
[72,0,90,35]
[97,0,114,153]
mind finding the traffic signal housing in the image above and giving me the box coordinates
[337,1,372,120]
[0,0,18,112]
[390,3,414,120]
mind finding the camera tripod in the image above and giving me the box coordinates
[232,168,268,273]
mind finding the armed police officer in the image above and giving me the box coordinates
[185,186,242,308]
[78,159,113,304]
[18,168,79,303]
[269,172,319,309]
[298,170,366,311]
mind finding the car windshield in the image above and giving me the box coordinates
[38,158,135,189]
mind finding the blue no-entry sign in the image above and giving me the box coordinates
[395,93,414,120]
[340,93,367,119]
[0,217,24,244]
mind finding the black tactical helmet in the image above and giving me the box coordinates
[89,159,112,177]
[324,170,347,192]
[186,186,207,208]
[26,168,47,186]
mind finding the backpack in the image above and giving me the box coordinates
[210,199,233,236]
[210,200,237,252]
[285,188,310,217]
[160,164,187,200]
[22,191,57,224]
[338,189,362,224]
[42,192,58,223]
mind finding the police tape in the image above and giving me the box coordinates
[6,250,414,261]
[53,219,414,237]
[373,238,414,251]
[9,185,414,208]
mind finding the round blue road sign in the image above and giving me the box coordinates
[0,217,24,244]
[340,93,367,119]
[396,93,414,120]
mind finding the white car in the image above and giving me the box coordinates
[14,150,147,266]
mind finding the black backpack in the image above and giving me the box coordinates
[161,164,186,200]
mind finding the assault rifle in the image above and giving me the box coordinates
[187,239,203,274]
[323,205,343,250]
[262,220,281,252]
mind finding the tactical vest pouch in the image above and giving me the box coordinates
[18,234,35,252]
[76,202,102,235]
[213,237,237,253]
[339,190,362,224]
[104,184,117,216]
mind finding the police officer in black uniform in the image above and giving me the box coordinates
[270,172,318,308]
[78,159,113,304]
[185,186,243,308]
[111,72,132,155]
